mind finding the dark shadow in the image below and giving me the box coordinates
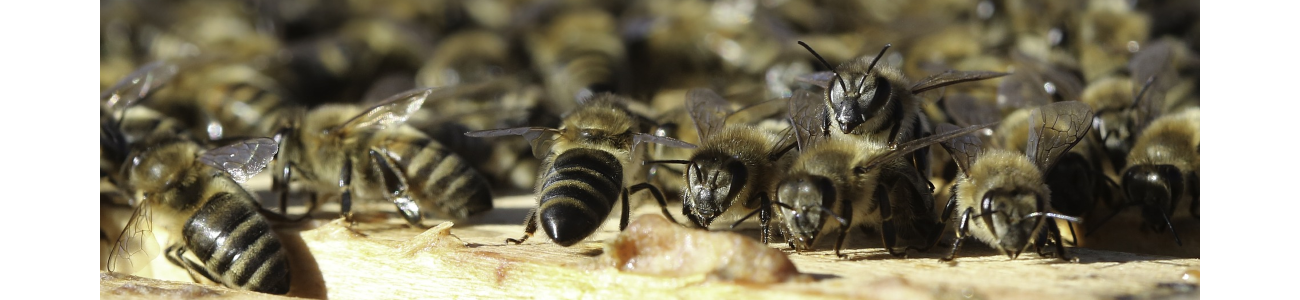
[275,225,328,299]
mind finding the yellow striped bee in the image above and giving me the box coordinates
[773,90,991,258]
[265,87,494,226]
[467,94,696,246]
[674,88,794,242]
[937,101,1094,261]
[106,136,290,294]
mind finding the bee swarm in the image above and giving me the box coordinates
[101,0,1200,299]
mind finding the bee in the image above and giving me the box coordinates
[466,94,696,247]
[773,90,991,258]
[105,136,290,294]
[670,88,796,242]
[936,101,1094,261]
[265,87,494,226]
[1074,0,1151,82]
[795,41,1007,180]
[1091,107,1199,246]
[101,61,188,181]
[524,7,628,115]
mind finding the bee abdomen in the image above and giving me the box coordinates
[400,139,494,220]
[536,148,623,246]
[182,192,291,294]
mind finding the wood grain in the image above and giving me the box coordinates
[101,190,1200,299]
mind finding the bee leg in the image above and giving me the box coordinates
[272,128,293,216]
[369,149,421,227]
[164,245,222,286]
[338,156,355,224]
[875,187,906,258]
[833,193,854,259]
[1188,171,1199,219]
[927,185,961,252]
[759,194,772,244]
[506,208,538,245]
[941,207,975,262]
[628,182,679,225]
[1048,222,1075,262]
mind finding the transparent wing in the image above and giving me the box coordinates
[685,88,734,139]
[335,87,434,134]
[996,71,1050,111]
[465,127,562,159]
[1026,101,1094,173]
[910,70,1008,94]
[1010,51,1084,102]
[728,97,788,125]
[1129,41,1176,134]
[794,71,834,88]
[861,123,996,173]
[106,200,161,275]
[943,93,1001,127]
[199,137,279,183]
[934,123,984,177]
[101,61,180,112]
[788,89,828,151]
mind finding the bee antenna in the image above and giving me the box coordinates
[1130,75,1157,109]
[798,41,849,91]
[861,44,892,88]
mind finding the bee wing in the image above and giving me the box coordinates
[686,88,734,139]
[1010,51,1084,101]
[727,97,789,125]
[466,127,563,159]
[910,70,1008,94]
[934,123,984,177]
[788,89,828,151]
[1026,101,1094,173]
[862,123,996,173]
[199,138,279,183]
[101,61,180,111]
[106,200,161,274]
[633,133,698,158]
[942,93,1001,127]
[1129,41,1176,134]
[996,71,1050,111]
[794,71,834,89]
[335,87,435,134]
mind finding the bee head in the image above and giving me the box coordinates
[682,152,748,227]
[1122,164,1185,238]
[829,73,891,134]
[979,189,1048,260]
[775,175,838,251]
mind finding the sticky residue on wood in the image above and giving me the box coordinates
[595,214,811,284]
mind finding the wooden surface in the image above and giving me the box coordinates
[101,187,1201,299]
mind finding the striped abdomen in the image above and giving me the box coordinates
[182,192,290,294]
[537,148,623,246]
[387,137,494,220]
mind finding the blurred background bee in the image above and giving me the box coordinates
[263,87,495,226]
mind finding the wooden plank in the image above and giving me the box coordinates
[101,192,1200,299]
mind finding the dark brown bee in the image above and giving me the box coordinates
[795,41,1007,180]
[106,136,290,294]
[467,94,695,246]
[774,90,992,258]
[676,88,794,242]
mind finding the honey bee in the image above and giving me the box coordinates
[101,61,188,181]
[105,136,290,294]
[795,41,1007,179]
[674,88,795,242]
[773,90,992,258]
[1091,107,1199,246]
[265,87,494,226]
[466,94,696,247]
[937,101,1094,261]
